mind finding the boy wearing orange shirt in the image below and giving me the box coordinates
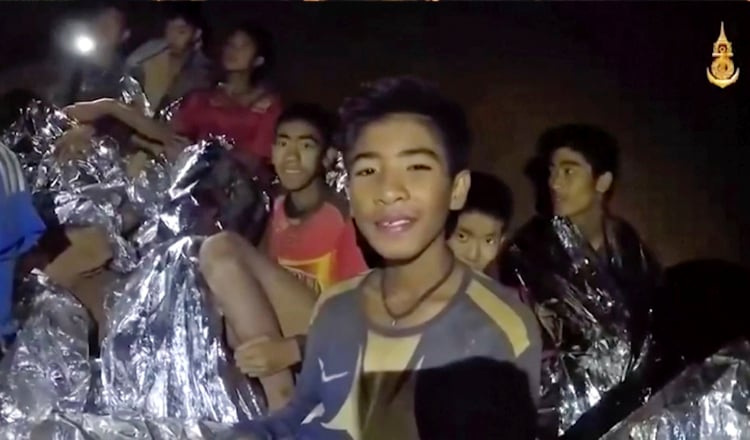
[199,104,367,411]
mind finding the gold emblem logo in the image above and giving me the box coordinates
[707,22,739,89]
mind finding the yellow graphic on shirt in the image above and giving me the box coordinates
[321,331,422,439]
[361,331,423,440]
[278,253,333,297]
[466,278,531,356]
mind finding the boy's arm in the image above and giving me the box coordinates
[234,303,327,439]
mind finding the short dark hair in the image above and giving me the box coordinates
[337,77,471,176]
[277,103,337,148]
[164,3,205,30]
[92,1,128,24]
[538,124,619,179]
[446,171,513,236]
[228,23,275,86]
[465,171,513,227]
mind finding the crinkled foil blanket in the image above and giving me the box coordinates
[510,216,656,436]
[603,340,750,440]
[0,92,356,438]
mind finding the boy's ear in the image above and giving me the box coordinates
[595,171,613,195]
[449,169,471,211]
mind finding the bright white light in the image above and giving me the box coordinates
[74,34,95,54]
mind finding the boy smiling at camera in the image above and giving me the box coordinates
[199,104,367,411]
[233,77,541,439]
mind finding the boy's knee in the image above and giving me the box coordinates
[199,231,247,276]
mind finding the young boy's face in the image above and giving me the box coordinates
[548,147,611,219]
[272,119,325,192]
[348,113,470,261]
[165,18,197,55]
[448,211,504,271]
[93,8,127,53]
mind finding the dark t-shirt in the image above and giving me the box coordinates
[52,58,129,107]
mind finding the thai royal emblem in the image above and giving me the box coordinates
[707,22,740,89]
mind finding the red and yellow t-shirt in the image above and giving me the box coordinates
[266,194,367,297]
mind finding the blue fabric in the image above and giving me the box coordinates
[0,191,46,336]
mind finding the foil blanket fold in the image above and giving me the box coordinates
[604,340,750,440]
[0,98,271,439]
[507,215,659,436]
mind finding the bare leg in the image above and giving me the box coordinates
[199,232,315,410]
[225,240,316,338]
[44,226,112,289]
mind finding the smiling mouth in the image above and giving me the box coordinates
[375,217,416,235]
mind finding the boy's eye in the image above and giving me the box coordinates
[276,140,288,148]
[457,232,468,241]
[408,164,432,171]
[354,167,375,177]
[485,237,496,245]
[302,142,314,149]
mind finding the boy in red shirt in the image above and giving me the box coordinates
[198,103,367,411]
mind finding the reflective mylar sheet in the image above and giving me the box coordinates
[604,340,750,440]
[0,96,271,439]
[507,216,659,435]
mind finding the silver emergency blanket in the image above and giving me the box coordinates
[325,149,348,196]
[5,413,232,439]
[1,114,271,437]
[157,96,183,123]
[102,140,269,422]
[0,271,93,436]
[507,215,659,436]
[100,235,265,423]
[119,74,153,118]
[1,99,156,272]
[603,340,750,440]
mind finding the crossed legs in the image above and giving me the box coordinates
[199,231,316,411]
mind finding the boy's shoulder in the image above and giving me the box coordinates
[312,271,371,321]
[463,270,540,356]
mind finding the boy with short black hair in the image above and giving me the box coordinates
[127,3,214,114]
[199,103,367,411]
[522,123,659,309]
[232,77,541,439]
[448,170,513,273]
[506,124,660,439]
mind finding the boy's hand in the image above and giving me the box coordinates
[235,336,301,378]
